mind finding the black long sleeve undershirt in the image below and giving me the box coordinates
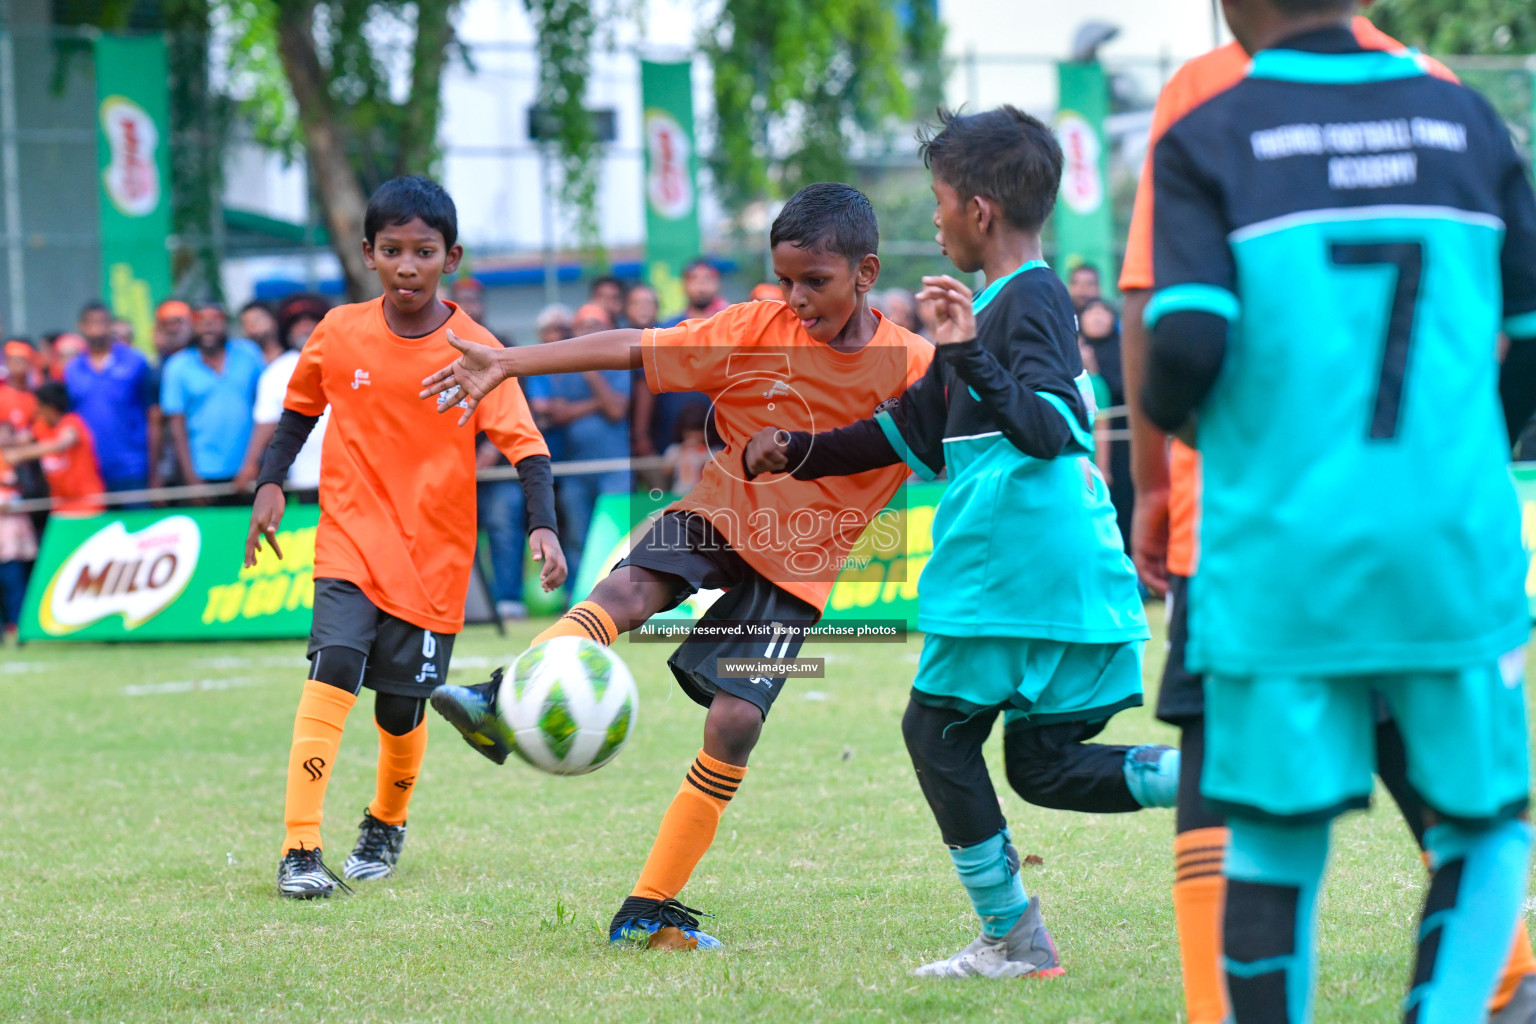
[515,455,558,535]
[1501,335,1536,448]
[1143,309,1228,434]
[254,408,559,535]
[772,418,901,481]
[939,337,1076,460]
[255,409,319,490]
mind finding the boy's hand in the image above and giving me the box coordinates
[244,482,286,568]
[916,275,977,346]
[744,426,791,478]
[420,329,510,427]
[529,527,567,591]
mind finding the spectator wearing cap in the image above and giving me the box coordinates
[452,277,489,327]
[160,301,264,501]
[64,300,159,498]
[546,303,631,585]
[236,293,331,498]
[147,300,193,488]
[0,382,104,514]
[48,334,86,381]
[1,340,38,433]
[240,300,283,364]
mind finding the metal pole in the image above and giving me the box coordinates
[1210,0,1223,48]
[540,142,558,305]
[966,45,979,110]
[0,2,27,333]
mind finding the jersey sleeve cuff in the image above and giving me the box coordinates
[875,409,937,482]
[1144,284,1241,329]
[1502,309,1536,339]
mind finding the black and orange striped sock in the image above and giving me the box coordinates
[1174,826,1229,1024]
[532,600,618,647]
[631,750,748,901]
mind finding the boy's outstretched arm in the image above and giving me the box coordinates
[917,275,1077,460]
[421,328,644,426]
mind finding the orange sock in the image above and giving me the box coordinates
[1173,827,1229,1024]
[281,680,357,854]
[631,750,748,901]
[532,600,618,646]
[368,718,428,827]
[1489,902,1536,1011]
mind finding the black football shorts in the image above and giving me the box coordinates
[308,578,456,698]
[614,511,819,718]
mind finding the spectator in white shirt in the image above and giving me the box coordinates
[235,294,332,498]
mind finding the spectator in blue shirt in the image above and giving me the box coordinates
[160,301,264,502]
[64,300,159,498]
[547,302,630,585]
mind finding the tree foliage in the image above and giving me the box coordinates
[524,0,603,253]
[215,0,466,299]
[1367,0,1536,55]
[704,0,936,212]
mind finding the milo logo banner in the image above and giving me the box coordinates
[1055,61,1115,298]
[20,506,320,642]
[640,60,701,317]
[95,35,173,356]
[573,484,945,628]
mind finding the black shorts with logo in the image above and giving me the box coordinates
[308,578,456,698]
[614,511,818,718]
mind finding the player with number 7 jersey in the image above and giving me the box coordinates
[1141,21,1536,1024]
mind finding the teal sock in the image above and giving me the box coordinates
[950,830,1029,939]
[1406,819,1533,1024]
[1124,744,1180,808]
[1224,817,1330,1024]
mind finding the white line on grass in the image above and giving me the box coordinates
[124,677,259,697]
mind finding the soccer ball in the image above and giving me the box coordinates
[497,636,638,775]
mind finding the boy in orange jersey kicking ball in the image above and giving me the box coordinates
[246,176,566,898]
[424,183,933,948]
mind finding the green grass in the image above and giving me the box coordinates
[0,606,1520,1023]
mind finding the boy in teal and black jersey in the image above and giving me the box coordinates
[1142,1,1536,1021]
[746,107,1179,979]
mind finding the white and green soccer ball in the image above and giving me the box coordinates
[497,635,638,776]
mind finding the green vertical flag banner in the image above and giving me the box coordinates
[94,35,173,355]
[1055,61,1115,297]
[640,60,701,318]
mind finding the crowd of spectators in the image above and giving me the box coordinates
[0,262,949,636]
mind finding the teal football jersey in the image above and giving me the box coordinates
[1147,37,1536,674]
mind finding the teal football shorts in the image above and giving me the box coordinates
[1202,647,1531,825]
[912,633,1145,724]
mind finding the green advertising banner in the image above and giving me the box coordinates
[19,506,320,642]
[640,60,701,318]
[572,485,945,628]
[95,35,173,357]
[1516,463,1536,618]
[1055,61,1115,297]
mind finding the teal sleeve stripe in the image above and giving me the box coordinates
[1503,309,1536,339]
[1144,284,1241,328]
[1037,391,1094,453]
[875,409,937,482]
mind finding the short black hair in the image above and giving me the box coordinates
[1070,263,1100,280]
[769,182,879,265]
[277,293,330,348]
[683,258,719,277]
[193,299,224,315]
[78,300,110,319]
[590,274,624,294]
[364,175,457,249]
[34,381,69,412]
[240,299,274,318]
[919,106,1063,232]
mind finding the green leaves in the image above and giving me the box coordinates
[525,0,604,252]
[705,0,941,212]
[1369,0,1536,55]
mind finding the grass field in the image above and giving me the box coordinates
[2,604,1524,1023]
